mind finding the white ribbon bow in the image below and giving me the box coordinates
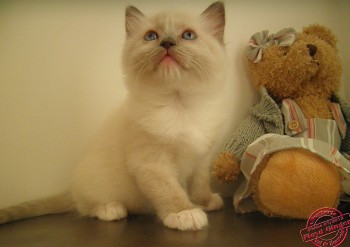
[247,28,297,63]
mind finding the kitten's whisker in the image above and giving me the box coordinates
[190,58,210,81]
[134,49,163,86]
[173,48,210,80]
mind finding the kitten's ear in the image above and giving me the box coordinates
[125,6,144,37]
[201,2,225,43]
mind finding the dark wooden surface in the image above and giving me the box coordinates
[0,198,349,247]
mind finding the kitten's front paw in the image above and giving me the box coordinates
[95,202,127,221]
[162,208,208,231]
[204,193,224,211]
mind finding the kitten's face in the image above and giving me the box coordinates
[122,2,226,90]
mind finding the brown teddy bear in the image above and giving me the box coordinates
[213,24,350,219]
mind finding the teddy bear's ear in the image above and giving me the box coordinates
[302,24,337,48]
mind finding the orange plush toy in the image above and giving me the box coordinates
[213,25,350,219]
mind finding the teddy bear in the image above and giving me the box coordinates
[213,24,350,219]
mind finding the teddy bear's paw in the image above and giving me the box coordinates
[212,152,241,183]
[253,149,341,219]
[162,208,208,231]
[203,193,224,211]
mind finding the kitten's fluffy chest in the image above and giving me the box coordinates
[129,91,217,153]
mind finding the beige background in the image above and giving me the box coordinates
[0,0,349,208]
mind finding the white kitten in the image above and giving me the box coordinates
[0,2,234,231]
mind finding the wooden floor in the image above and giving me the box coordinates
[0,198,349,247]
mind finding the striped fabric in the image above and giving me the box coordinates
[329,102,347,139]
[281,99,345,148]
[234,99,350,213]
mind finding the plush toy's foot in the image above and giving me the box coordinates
[252,148,341,219]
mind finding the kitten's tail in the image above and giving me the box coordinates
[0,192,75,224]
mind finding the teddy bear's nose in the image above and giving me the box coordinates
[307,44,317,57]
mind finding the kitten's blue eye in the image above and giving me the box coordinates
[144,31,158,41]
[182,30,197,40]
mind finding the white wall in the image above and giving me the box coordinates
[337,0,350,97]
[0,0,348,208]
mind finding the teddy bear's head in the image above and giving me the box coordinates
[246,25,342,102]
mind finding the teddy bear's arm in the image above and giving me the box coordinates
[213,115,268,182]
[213,87,284,183]
[332,94,350,155]
[223,87,284,160]
[339,99,350,155]
[222,115,268,161]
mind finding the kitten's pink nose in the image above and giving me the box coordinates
[160,41,176,49]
